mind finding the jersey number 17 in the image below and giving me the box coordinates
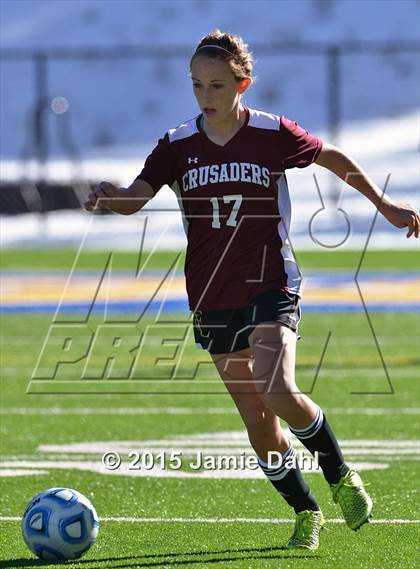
[210,194,243,228]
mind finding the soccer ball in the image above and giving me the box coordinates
[22,487,99,562]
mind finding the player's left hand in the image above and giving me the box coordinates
[380,202,420,238]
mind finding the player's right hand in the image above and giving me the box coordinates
[84,181,120,212]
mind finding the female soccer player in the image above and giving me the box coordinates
[85,31,419,550]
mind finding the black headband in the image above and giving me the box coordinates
[194,44,234,57]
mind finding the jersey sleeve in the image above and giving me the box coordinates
[279,116,323,170]
[135,133,177,195]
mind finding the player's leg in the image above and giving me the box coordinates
[248,289,351,482]
[249,322,318,427]
[210,347,288,459]
[210,346,324,548]
[249,321,350,483]
[193,309,291,458]
[248,289,372,529]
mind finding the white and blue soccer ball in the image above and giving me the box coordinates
[22,487,99,562]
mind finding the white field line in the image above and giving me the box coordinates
[1,407,419,416]
[1,407,237,415]
[37,437,420,453]
[1,516,419,524]
[174,434,419,446]
[33,447,420,456]
[34,445,420,458]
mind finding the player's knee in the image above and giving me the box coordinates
[235,397,270,429]
[244,409,267,430]
[242,406,274,433]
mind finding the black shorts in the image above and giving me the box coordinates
[193,289,301,355]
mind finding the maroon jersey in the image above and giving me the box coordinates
[137,107,322,311]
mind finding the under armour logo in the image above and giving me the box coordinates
[188,157,199,164]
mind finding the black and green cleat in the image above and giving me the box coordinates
[286,510,325,550]
[331,469,373,531]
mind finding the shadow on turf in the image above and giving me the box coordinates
[1,546,319,567]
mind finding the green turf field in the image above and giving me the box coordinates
[1,247,418,271]
[1,249,419,567]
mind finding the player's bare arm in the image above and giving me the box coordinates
[315,143,420,238]
[84,178,154,215]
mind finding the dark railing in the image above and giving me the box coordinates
[1,41,418,213]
